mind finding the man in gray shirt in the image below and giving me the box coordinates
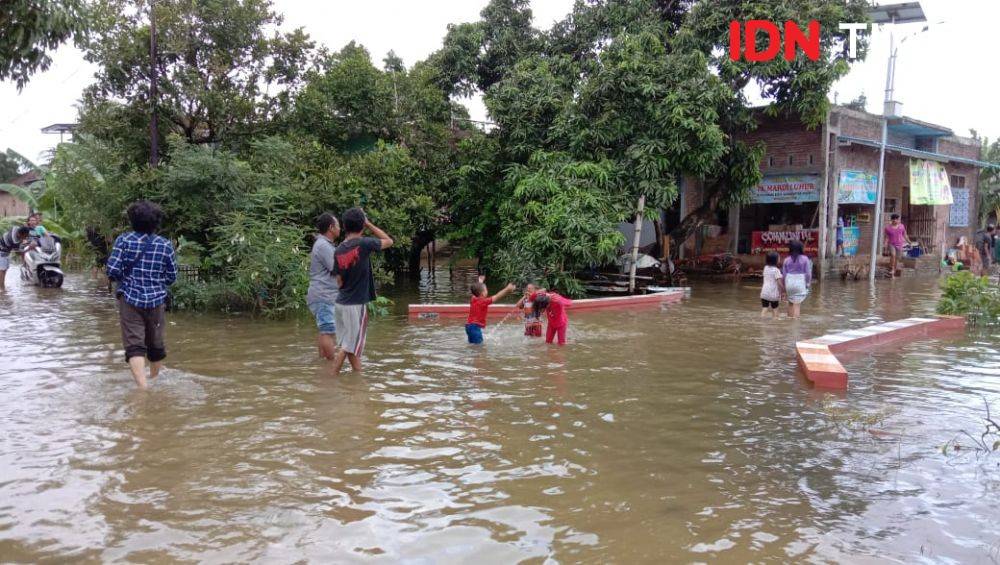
[307,213,341,359]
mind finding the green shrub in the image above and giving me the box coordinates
[937,271,1000,326]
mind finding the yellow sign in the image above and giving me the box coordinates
[909,159,953,205]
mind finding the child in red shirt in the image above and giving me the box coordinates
[531,290,573,345]
[466,275,516,344]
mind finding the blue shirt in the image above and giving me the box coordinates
[106,232,177,308]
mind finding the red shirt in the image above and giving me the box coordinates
[467,296,493,327]
[530,292,573,328]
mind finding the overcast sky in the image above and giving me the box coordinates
[0,0,994,165]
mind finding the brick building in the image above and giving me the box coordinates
[671,105,992,275]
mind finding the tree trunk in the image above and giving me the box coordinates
[667,180,724,259]
[629,195,645,294]
[408,230,435,278]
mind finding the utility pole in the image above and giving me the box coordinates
[149,0,159,167]
[866,2,926,283]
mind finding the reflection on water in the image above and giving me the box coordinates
[1,269,998,562]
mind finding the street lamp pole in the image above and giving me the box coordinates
[868,18,896,283]
[865,2,926,284]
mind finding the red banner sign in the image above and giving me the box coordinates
[751,229,819,256]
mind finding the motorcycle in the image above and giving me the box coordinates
[20,234,64,288]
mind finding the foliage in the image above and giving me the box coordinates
[0,0,90,89]
[153,137,254,243]
[937,271,1000,326]
[845,93,868,112]
[494,152,626,296]
[367,296,394,318]
[79,0,315,157]
[978,138,1000,225]
[437,0,868,282]
[0,150,24,182]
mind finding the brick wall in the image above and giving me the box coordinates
[835,109,881,140]
[739,116,823,173]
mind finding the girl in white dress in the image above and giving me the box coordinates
[760,251,784,319]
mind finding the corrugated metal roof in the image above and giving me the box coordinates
[837,135,999,169]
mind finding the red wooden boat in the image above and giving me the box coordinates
[408,289,686,319]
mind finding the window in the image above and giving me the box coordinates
[808,154,814,165]
[788,155,794,166]
[768,156,774,167]
[884,198,898,214]
[950,174,966,188]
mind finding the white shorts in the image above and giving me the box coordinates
[335,303,369,357]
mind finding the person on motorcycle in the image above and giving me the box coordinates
[0,226,32,290]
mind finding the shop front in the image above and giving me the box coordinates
[738,174,821,258]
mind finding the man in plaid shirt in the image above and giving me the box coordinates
[106,201,177,388]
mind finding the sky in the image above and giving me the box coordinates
[0,0,995,165]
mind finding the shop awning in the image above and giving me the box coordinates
[837,135,999,168]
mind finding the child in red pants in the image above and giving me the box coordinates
[531,290,573,345]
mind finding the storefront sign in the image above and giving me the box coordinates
[751,229,819,256]
[949,188,970,227]
[750,175,820,204]
[909,159,953,205]
[841,226,860,256]
[837,170,878,204]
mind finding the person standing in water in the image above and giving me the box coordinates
[515,283,543,337]
[106,201,177,388]
[884,213,912,277]
[465,275,516,344]
[781,240,811,319]
[759,251,784,319]
[331,207,393,376]
[531,290,574,345]
[835,216,845,257]
[306,212,341,360]
[973,224,995,275]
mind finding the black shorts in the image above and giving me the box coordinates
[761,299,779,309]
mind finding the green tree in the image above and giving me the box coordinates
[0,150,23,182]
[79,0,315,160]
[496,152,626,295]
[437,0,869,280]
[0,0,89,89]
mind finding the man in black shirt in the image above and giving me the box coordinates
[332,207,393,376]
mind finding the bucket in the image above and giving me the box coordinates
[907,246,923,258]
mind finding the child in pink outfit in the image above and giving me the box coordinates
[531,290,573,345]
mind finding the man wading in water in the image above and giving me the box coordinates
[306,212,341,360]
[332,207,393,376]
[106,201,177,388]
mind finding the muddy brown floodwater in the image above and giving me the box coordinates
[1,269,998,562]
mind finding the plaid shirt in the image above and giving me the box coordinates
[106,232,177,308]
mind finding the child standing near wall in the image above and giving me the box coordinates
[760,251,784,319]
[466,275,516,344]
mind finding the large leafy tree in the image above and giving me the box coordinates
[0,0,89,89]
[79,0,315,160]
[436,0,869,290]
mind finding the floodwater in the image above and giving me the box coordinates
[1,269,998,563]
